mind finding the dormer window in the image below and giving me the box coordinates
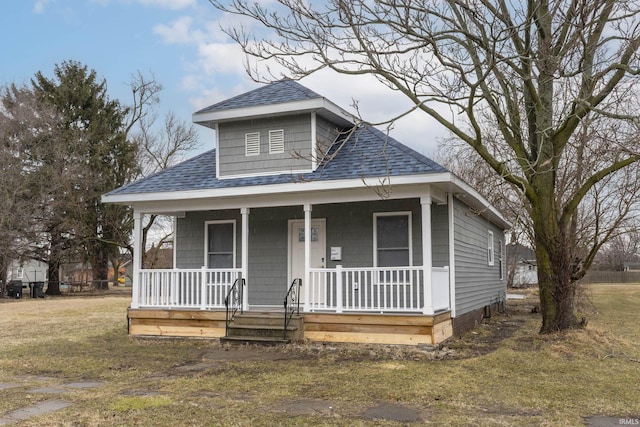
[245,132,260,156]
[269,129,285,154]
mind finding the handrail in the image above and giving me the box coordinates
[224,278,245,337]
[283,278,302,340]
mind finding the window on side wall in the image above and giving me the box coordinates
[374,213,411,267]
[498,239,503,279]
[269,129,285,154]
[487,230,495,266]
[245,132,260,156]
[205,221,235,268]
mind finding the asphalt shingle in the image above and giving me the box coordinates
[105,125,447,197]
[195,80,323,114]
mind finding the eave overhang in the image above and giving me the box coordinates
[102,172,511,230]
[192,98,355,129]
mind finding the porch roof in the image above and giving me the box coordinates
[104,125,447,197]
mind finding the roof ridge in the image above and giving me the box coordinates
[195,80,323,114]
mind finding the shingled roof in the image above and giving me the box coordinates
[105,125,447,196]
[195,80,323,114]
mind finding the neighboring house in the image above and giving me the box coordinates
[143,243,174,269]
[103,80,509,345]
[506,243,538,288]
[7,258,48,285]
[623,262,640,272]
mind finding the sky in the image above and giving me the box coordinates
[0,0,445,158]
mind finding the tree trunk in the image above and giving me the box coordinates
[46,260,61,295]
[534,216,582,333]
[92,247,110,290]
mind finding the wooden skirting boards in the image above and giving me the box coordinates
[128,309,227,338]
[128,308,453,345]
[304,312,452,345]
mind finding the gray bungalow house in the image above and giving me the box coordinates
[103,80,509,345]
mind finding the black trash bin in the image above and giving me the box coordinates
[9,281,23,299]
[30,282,45,298]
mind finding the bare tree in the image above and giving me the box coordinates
[211,0,640,332]
[129,105,200,268]
[0,85,58,295]
[597,230,640,271]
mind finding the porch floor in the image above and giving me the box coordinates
[127,308,453,345]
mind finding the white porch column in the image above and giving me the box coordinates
[131,209,143,309]
[241,207,250,311]
[303,204,312,312]
[448,193,457,316]
[421,192,434,315]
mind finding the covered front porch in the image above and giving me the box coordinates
[128,265,452,345]
[127,187,456,344]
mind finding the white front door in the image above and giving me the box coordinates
[289,219,326,304]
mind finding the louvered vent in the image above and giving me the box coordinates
[245,132,260,156]
[269,129,285,154]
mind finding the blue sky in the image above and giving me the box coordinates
[0,0,442,156]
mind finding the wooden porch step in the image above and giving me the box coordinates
[224,312,305,344]
[220,335,290,346]
[226,324,298,338]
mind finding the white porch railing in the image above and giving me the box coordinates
[307,266,450,313]
[133,266,449,314]
[135,268,242,309]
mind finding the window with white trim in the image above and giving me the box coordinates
[17,267,24,279]
[269,129,284,154]
[205,221,235,268]
[245,132,260,156]
[374,213,411,267]
[488,230,495,266]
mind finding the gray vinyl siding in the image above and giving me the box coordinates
[453,198,506,315]
[315,199,448,269]
[431,204,449,267]
[174,198,451,306]
[247,206,298,305]
[217,114,312,177]
[175,210,242,268]
[315,116,341,158]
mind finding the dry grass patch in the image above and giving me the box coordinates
[0,286,639,426]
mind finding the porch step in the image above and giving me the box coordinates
[222,312,304,345]
[220,335,290,346]
[232,312,301,327]
[227,324,299,338]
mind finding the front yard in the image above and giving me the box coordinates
[0,284,638,426]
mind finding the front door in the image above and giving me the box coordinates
[289,219,326,305]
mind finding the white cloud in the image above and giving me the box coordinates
[153,16,200,44]
[33,0,53,14]
[138,0,196,10]
[197,42,247,75]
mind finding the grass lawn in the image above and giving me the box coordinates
[0,285,638,426]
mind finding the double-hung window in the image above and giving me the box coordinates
[488,230,495,266]
[498,239,504,279]
[374,213,411,267]
[205,221,235,268]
